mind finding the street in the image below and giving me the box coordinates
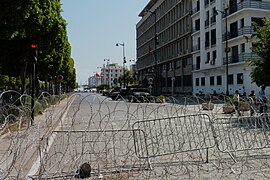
[0,93,270,179]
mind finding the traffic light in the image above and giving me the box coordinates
[30,43,38,63]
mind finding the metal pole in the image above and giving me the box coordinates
[31,63,35,125]
[123,43,126,88]
[225,12,229,96]
[154,10,158,95]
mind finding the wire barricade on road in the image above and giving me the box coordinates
[1,92,270,179]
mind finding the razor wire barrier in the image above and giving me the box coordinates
[1,92,270,179]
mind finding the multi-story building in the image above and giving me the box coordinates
[100,63,124,88]
[192,0,270,96]
[136,0,193,95]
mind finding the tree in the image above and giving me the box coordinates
[0,0,76,93]
[249,18,270,87]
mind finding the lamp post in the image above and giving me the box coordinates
[104,59,110,87]
[148,9,158,95]
[215,8,229,96]
[116,43,126,88]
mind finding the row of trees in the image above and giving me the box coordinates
[0,0,76,93]
[249,18,270,87]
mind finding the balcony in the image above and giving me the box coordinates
[228,0,270,15]
[223,53,260,65]
[222,26,256,41]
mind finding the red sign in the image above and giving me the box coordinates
[57,75,63,82]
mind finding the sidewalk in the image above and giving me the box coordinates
[0,94,76,179]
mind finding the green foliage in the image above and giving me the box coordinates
[0,0,76,92]
[0,75,9,89]
[248,18,270,87]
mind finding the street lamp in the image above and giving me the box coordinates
[104,59,110,87]
[116,43,126,88]
[147,9,158,95]
[215,8,229,96]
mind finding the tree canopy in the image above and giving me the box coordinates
[249,18,270,87]
[0,0,76,92]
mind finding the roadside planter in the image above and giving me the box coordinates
[239,100,250,111]
[222,104,235,114]
[202,102,214,110]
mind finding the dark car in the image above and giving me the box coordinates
[127,88,151,103]
[110,88,129,101]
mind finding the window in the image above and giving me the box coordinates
[210,76,214,85]
[241,43,245,52]
[196,78,199,86]
[237,73,243,84]
[201,77,205,86]
[213,50,216,61]
[175,60,181,69]
[183,75,192,86]
[240,18,244,28]
[195,19,200,31]
[217,75,222,85]
[228,74,234,84]
[211,29,216,45]
[205,32,210,47]
[206,52,210,63]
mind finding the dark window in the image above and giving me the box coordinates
[213,50,217,61]
[211,29,216,45]
[206,52,210,63]
[196,78,199,86]
[210,76,214,85]
[241,43,245,52]
[175,60,181,69]
[240,18,244,28]
[205,32,210,47]
[201,77,205,86]
[230,21,238,39]
[217,75,222,85]
[195,19,200,31]
[228,74,234,84]
[183,75,192,87]
[175,76,181,87]
[237,73,243,84]
[196,56,200,70]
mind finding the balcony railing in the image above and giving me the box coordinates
[223,53,260,65]
[227,0,270,16]
[192,44,200,52]
[222,26,256,41]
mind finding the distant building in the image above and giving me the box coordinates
[98,63,125,88]
[88,74,101,88]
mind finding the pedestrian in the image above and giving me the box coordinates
[259,86,266,100]
[258,86,267,113]
[233,90,241,116]
[249,90,256,116]
[242,86,246,97]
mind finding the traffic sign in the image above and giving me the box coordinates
[57,75,64,82]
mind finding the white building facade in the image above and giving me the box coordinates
[192,0,270,96]
[100,63,124,88]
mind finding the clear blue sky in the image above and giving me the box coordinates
[61,0,148,85]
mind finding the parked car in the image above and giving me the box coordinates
[127,88,151,103]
